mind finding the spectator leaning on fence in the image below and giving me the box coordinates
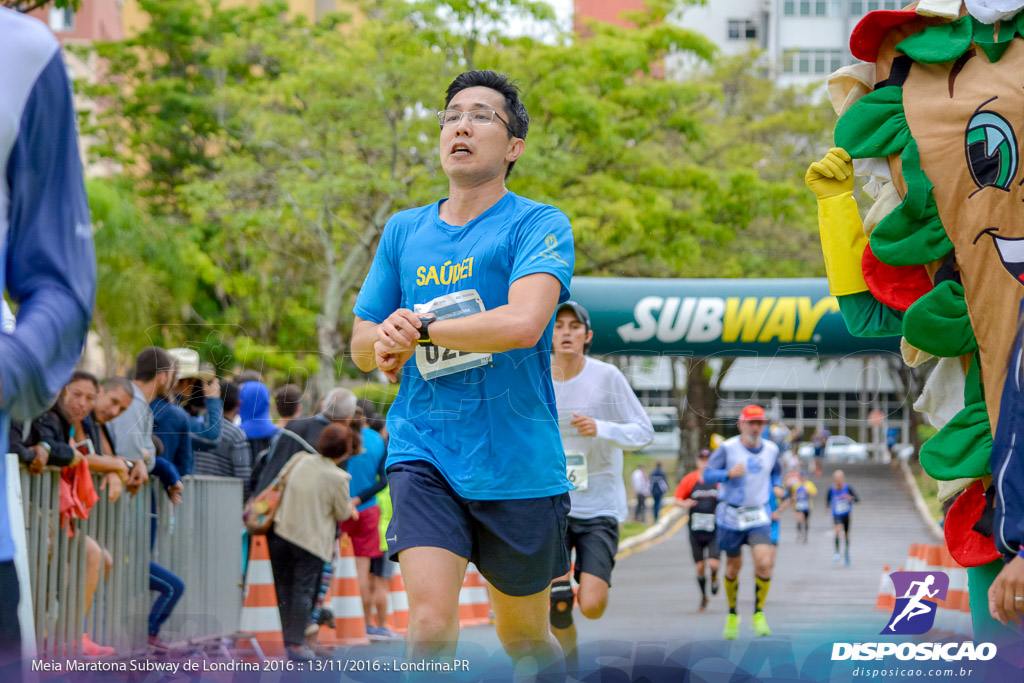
[0,8,98,671]
[54,372,116,656]
[82,376,134,503]
[108,347,179,494]
[268,422,357,661]
[194,380,252,498]
[150,359,195,477]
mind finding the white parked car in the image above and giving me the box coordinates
[643,412,680,455]
[797,435,870,462]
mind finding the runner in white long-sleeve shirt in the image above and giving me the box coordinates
[547,302,654,660]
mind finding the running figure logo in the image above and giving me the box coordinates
[882,571,949,635]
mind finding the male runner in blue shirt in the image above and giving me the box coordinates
[351,71,574,672]
[0,8,97,670]
[705,405,783,639]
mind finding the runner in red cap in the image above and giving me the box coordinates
[704,404,783,639]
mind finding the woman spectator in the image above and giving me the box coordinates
[267,422,358,661]
[53,371,115,656]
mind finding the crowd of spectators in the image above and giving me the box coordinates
[11,342,385,658]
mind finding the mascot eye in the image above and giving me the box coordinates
[965,111,1018,191]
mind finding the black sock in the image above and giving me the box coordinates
[697,576,706,597]
[834,535,840,552]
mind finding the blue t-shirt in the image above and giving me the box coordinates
[830,484,854,518]
[353,192,575,500]
[348,426,387,512]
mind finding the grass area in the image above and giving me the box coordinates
[910,464,943,523]
[618,452,682,541]
[619,521,650,542]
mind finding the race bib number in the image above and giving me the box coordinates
[833,499,851,516]
[565,450,588,492]
[414,290,492,380]
[735,505,770,531]
[691,512,716,532]
[795,501,810,512]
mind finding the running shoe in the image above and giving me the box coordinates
[752,611,771,636]
[366,626,403,641]
[833,552,841,563]
[82,634,115,657]
[699,596,709,611]
[711,576,719,595]
[148,634,170,654]
[723,614,740,640]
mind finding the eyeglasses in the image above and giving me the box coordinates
[437,109,515,134]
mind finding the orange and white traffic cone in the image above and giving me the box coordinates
[238,536,285,659]
[389,564,409,635]
[320,534,369,646]
[875,565,895,612]
[458,563,491,627]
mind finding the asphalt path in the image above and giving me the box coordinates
[340,461,941,680]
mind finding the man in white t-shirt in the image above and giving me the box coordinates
[547,302,654,659]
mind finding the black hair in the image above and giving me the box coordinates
[274,383,303,419]
[222,380,241,413]
[69,370,99,389]
[235,369,263,385]
[134,347,174,382]
[445,70,529,179]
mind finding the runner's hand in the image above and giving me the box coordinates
[727,462,745,479]
[677,498,697,509]
[374,341,414,383]
[376,309,423,351]
[571,413,597,437]
[988,554,1024,626]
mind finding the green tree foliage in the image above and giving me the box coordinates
[80,0,833,397]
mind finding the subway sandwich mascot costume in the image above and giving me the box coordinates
[806,0,1024,639]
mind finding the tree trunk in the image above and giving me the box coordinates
[92,312,119,377]
[315,266,345,400]
[674,356,735,480]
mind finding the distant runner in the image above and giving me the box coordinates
[674,449,721,611]
[705,405,782,639]
[791,471,817,544]
[828,469,859,565]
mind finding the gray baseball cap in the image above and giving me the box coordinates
[556,301,591,330]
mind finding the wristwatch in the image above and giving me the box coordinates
[417,316,435,345]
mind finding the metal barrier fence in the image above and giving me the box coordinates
[19,466,244,656]
[154,475,244,642]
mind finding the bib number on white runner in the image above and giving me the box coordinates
[833,499,851,515]
[414,290,492,380]
[565,450,588,492]
[735,505,769,531]
[691,512,716,532]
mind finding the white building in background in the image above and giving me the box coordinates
[616,355,911,445]
[579,0,909,87]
